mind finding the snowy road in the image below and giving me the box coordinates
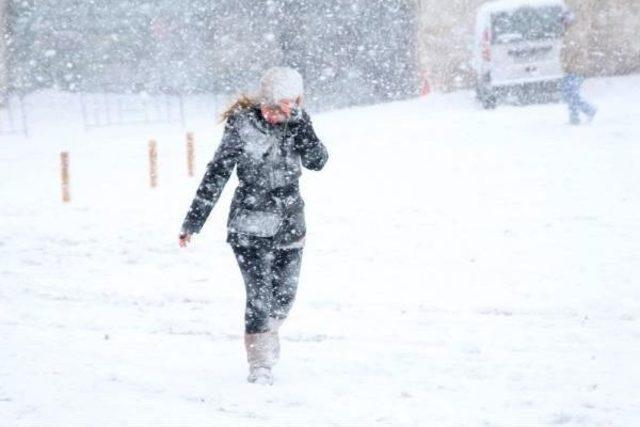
[2,75,639,426]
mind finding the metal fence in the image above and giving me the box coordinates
[80,93,185,130]
[0,95,29,137]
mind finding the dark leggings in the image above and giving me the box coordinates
[232,245,303,334]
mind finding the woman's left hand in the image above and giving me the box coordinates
[179,233,192,248]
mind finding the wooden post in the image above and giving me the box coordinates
[60,151,70,203]
[148,139,157,188]
[186,131,195,177]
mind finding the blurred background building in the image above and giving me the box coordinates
[0,0,638,107]
[0,0,8,100]
[2,0,419,110]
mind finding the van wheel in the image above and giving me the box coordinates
[476,74,497,109]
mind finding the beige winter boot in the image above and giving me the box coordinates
[245,318,285,385]
[244,332,277,385]
[268,317,284,364]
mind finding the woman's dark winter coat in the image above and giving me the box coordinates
[181,106,328,248]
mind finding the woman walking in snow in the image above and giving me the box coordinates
[178,67,328,384]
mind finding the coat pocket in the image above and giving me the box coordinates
[228,210,284,238]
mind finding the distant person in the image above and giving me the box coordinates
[178,67,329,384]
[560,10,597,125]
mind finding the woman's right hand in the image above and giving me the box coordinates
[178,233,192,248]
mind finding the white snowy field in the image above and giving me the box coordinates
[1,75,639,427]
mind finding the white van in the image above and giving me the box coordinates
[472,0,567,108]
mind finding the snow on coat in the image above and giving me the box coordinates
[181,106,328,248]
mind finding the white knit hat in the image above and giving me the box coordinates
[259,67,304,104]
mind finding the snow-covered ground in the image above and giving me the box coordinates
[1,75,639,426]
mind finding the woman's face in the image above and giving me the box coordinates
[261,97,301,124]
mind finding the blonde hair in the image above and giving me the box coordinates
[220,94,258,122]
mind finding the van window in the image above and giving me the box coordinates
[491,5,564,44]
